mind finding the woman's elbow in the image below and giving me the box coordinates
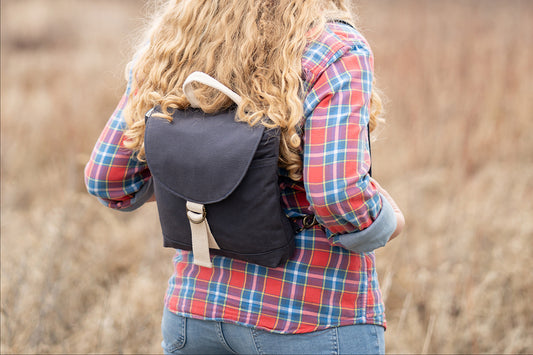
[306,189,358,218]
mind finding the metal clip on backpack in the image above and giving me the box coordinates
[144,72,295,268]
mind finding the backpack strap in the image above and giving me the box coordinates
[180,72,241,267]
[368,126,372,177]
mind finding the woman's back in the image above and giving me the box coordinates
[164,22,385,334]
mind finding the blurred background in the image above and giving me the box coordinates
[1,0,532,353]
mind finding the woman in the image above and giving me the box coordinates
[85,0,404,353]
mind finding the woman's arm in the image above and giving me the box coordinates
[371,178,405,241]
[303,35,401,251]
[84,68,153,211]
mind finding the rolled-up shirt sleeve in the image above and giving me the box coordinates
[84,69,152,211]
[302,41,383,243]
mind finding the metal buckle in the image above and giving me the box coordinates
[302,215,318,228]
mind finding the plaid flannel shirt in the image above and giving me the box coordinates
[85,22,385,334]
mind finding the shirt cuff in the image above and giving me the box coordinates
[119,177,154,212]
[336,193,397,253]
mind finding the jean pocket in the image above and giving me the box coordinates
[251,327,337,354]
[161,308,187,353]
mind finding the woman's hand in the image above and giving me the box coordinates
[371,178,405,240]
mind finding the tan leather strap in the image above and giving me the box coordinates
[183,72,242,107]
[186,201,220,268]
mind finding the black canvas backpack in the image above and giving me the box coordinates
[144,72,295,268]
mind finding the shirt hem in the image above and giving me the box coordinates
[164,302,386,334]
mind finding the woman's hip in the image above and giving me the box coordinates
[161,307,385,354]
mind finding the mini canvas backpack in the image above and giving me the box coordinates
[144,72,295,268]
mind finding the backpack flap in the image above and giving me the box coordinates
[145,108,264,204]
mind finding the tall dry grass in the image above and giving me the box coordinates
[1,0,532,353]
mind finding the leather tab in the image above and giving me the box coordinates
[186,201,220,268]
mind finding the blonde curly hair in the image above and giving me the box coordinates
[124,0,383,181]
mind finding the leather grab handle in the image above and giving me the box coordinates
[183,71,242,108]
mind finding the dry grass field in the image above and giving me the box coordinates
[1,0,532,353]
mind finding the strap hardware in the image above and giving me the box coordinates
[302,215,318,228]
[293,214,320,233]
[187,203,206,224]
[185,201,220,268]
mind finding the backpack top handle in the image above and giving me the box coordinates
[183,72,242,108]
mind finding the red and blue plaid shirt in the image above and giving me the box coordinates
[85,22,385,334]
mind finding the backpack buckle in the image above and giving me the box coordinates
[293,214,319,233]
[302,215,318,228]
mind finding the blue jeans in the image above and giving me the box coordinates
[161,308,385,354]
